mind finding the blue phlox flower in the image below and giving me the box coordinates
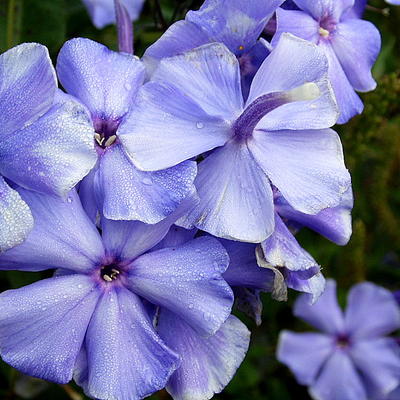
[82,0,145,29]
[0,188,233,400]
[56,38,197,224]
[0,43,97,252]
[278,280,400,400]
[118,33,351,243]
[143,0,285,97]
[273,0,381,123]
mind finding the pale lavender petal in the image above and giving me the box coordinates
[82,0,144,29]
[159,311,250,400]
[294,279,345,334]
[319,41,364,124]
[310,350,367,400]
[76,288,179,400]
[57,38,145,120]
[277,331,334,385]
[101,193,198,261]
[331,20,380,92]
[115,0,133,54]
[127,237,233,336]
[293,0,354,20]
[247,33,338,130]
[249,128,351,215]
[0,92,97,197]
[350,338,400,398]
[0,189,104,273]
[273,8,319,45]
[261,213,319,276]
[286,273,326,303]
[0,275,99,383]
[0,43,56,135]
[187,141,275,242]
[343,0,367,18]
[78,163,100,223]
[0,178,33,252]
[275,188,353,245]
[344,282,400,339]
[186,0,285,55]
[96,143,197,223]
[152,226,197,251]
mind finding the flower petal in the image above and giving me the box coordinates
[310,350,367,400]
[319,41,364,124]
[0,275,99,383]
[96,143,197,223]
[127,236,233,336]
[0,43,56,135]
[0,178,33,252]
[75,288,179,400]
[331,19,380,92]
[293,0,354,20]
[247,33,338,130]
[0,188,104,273]
[277,331,334,385]
[0,91,97,197]
[275,188,353,245]
[57,38,146,120]
[344,282,400,339]
[350,338,400,398]
[101,193,198,261]
[294,279,345,334]
[286,273,326,303]
[158,311,250,400]
[187,141,275,242]
[249,128,351,215]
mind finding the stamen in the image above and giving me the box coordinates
[94,133,104,146]
[103,275,113,282]
[104,135,117,147]
[319,27,330,38]
[101,264,121,282]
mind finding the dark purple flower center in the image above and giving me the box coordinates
[101,264,122,282]
[336,334,350,348]
[318,16,336,39]
[93,116,121,149]
[233,83,320,142]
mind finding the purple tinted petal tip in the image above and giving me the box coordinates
[115,0,134,54]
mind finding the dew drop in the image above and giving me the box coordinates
[196,122,204,129]
[142,177,153,186]
[125,83,132,91]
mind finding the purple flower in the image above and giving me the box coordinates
[0,188,233,399]
[273,0,381,123]
[0,43,97,252]
[278,280,400,400]
[119,33,351,243]
[386,0,400,5]
[56,38,197,223]
[144,0,285,97]
[81,0,144,29]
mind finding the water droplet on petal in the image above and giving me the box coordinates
[196,122,204,129]
[142,177,153,186]
[125,83,132,91]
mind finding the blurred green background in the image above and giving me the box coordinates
[0,0,399,399]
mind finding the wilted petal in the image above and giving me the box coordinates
[294,279,345,334]
[159,311,250,400]
[57,38,145,120]
[0,43,56,135]
[310,350,367,400]
[350,338,400,398]
[127,236,233,336]
[249,128,351,215]
[97,143,197,223]
[0,92,97,197]
[344,282,400,339]
[0,275,99,383]
[0,189,104,273]
[331,19,380,92]
[277,331,334,385]
[187,141,275,242]
[0,178,33,252]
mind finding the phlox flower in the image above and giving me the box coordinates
[119,33,351,243]
[0,43,96,252]
[56,38,197,223]
[144,0,285,97]
[82,0,144,29]
[273,0,381,123]
[0,188,234,400]
[278,280,400,400]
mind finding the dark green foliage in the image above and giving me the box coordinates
[0,0,399,399]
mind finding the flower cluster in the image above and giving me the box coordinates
[0,0,397,399]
